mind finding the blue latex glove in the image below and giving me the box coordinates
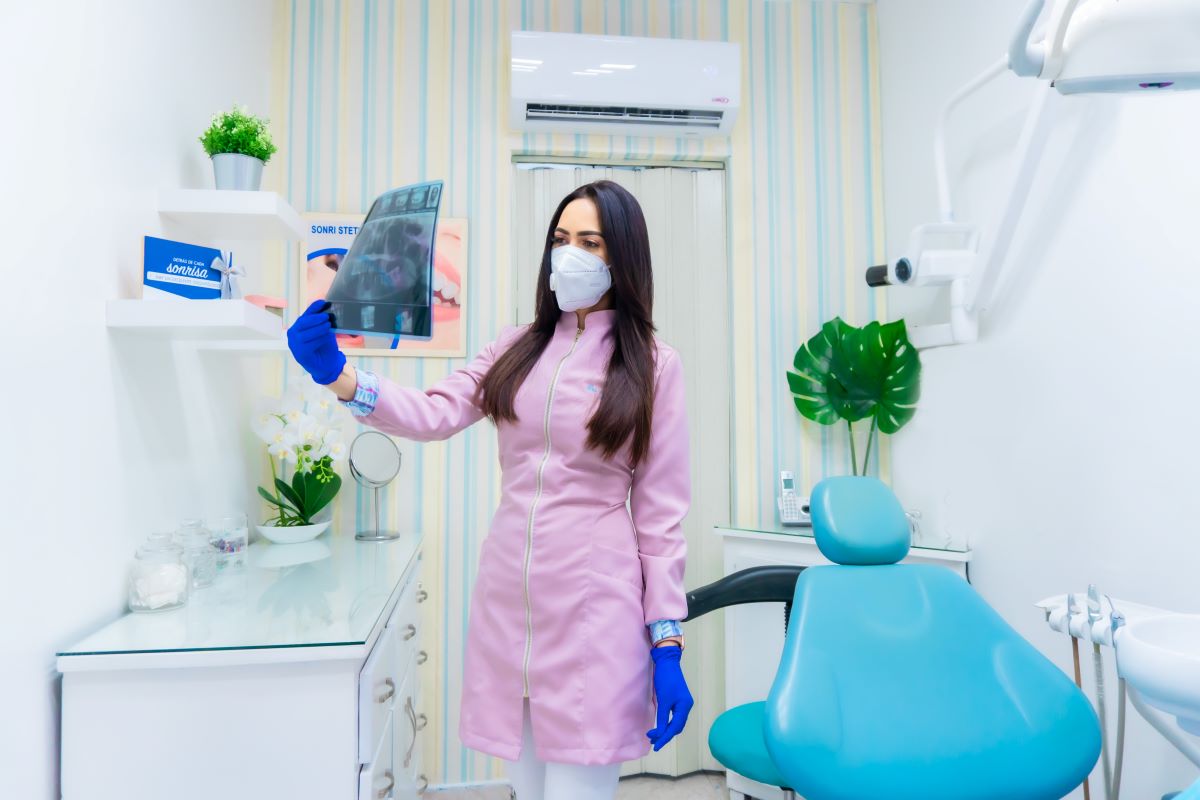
[647,645,693,751]
[286,300,347,385]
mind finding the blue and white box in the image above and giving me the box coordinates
[142,236,224,300]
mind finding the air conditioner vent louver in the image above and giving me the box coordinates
[511,32,739,136]
[525,103,725,129]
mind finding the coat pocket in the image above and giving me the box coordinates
[588,541,644,589]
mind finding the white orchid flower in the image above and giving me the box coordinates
[327,439,348,461]
[268,442,296,461]
[310,394,338,419]
[251,412,284,444]
[282,407,313,428]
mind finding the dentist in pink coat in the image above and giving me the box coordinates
[287,180,693,800]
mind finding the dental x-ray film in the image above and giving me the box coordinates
[324,180,443,341]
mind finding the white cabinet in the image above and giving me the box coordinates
[58,532,428,800]
[715,525,972,800]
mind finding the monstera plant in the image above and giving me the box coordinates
[786,317,921,475]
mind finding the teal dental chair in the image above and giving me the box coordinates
[689,477,1101,800]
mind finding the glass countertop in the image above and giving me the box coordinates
[58,530,420,661]
[716,523,970,556]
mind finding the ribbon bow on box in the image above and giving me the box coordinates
[212,252,246,300]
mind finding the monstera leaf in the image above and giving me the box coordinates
[829,319,921,434]
[787,317,870,425]
[787,317,922,474]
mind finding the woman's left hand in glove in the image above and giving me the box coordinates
[647,645,693,751]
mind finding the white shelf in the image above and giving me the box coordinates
[158,189,305,241]
[106,299,285,341]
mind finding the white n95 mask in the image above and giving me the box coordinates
[549,245,612,312]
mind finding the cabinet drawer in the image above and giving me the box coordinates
[392,666,426,796]
[387,577,422,668]
[359,622,401,764]
[359,715,396,800]
[402,735,427,799]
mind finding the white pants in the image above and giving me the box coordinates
[502,698,622,800]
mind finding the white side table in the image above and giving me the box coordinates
[715,525,972,800]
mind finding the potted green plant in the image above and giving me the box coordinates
[251,380,348,544]
[786,317,922,476]
[199,104,278,190]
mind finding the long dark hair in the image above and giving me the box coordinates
[477,180,658,465]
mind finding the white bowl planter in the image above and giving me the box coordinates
[212,153,265,190]
[256,520,331,545]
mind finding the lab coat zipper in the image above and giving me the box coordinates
[521,325,584,698]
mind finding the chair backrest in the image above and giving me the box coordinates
[763,477,1100,800]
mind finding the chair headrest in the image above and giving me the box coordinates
[810,476,910,565]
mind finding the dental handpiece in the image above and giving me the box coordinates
[1088,584,1113,800]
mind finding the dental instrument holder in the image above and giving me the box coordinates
[348,431,402,542]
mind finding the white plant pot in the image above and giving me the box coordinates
[212,153,264,190]
[256,520,330,545]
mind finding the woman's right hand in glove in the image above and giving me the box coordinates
[286,300,347,385]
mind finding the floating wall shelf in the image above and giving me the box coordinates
[157,189,305,241]
[106,299,284,341]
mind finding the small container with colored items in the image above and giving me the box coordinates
[178,519,218,589]
[209,513,248,570]
[128,531,190,612]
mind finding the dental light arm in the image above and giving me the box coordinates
[934,58,1009,224]
[1009,0,1083,80]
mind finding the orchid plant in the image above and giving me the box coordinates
[252,379,350,527]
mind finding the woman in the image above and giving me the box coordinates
[286,180,693,800]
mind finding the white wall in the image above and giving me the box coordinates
[0,2,277,797]
[877,1,1200,796]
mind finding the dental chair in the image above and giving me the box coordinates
[688,476,1101,800]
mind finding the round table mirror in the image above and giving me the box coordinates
[349,431,402,541]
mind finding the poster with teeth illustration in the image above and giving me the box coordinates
[303,209,465,358]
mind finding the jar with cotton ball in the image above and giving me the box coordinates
[128,531,190,613]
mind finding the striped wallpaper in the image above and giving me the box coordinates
[267,0,884,786]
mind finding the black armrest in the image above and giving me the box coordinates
[683,565,806,622]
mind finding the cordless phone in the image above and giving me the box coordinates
[777,470,811,527]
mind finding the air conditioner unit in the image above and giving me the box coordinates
[510,31,740,138]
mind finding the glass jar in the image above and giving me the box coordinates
[209,513,248,571]
[128,531,190,612]
[178,519,217,589]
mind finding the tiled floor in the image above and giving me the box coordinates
[430,770,729,799]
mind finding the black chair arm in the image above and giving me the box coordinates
[683,565,806,622]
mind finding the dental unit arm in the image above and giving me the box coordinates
[868,0,1200,349]
[863,49,1056,350]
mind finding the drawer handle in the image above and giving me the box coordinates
[403,623,417,641]
[416,712,428,731]
[417,774,429,794]
[376,769,395,799]
[376,677,396,705]
[416,649,428,665]
[416,589,428,603]
[404,696,418,768]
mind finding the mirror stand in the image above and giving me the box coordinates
[356,484,399,542]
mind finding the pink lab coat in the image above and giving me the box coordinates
[360,308,690,765]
